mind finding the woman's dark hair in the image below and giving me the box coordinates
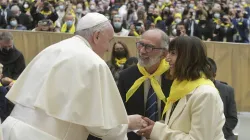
[168,36,212,81]
[124,57,138,69]
[111,41,130,66]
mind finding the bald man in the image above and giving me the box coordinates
[2,13,146,140]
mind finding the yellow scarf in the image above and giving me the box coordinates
[213,18,220,24]
[40,10,52,16]
[133,30,140,37]
[162,75,215,118]
[126,59,169,102]
[25,8,30,12]
[115,58,127,67]
[154,16,162,24]
[61,22,76,34]
[221,23,231,27]
[0,82,2,86]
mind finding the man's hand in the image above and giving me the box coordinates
[8,81,15,89]
[1,77,14,85]
[137,117,155,139]
[128,115,148,130]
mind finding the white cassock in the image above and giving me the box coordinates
[2,35,129,140]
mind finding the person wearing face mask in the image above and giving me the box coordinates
[55,0,66,28]
[168,13,182,36]
[88,1,97,12]
[6,16,27,30]
[22,2,31,13]
[60,13,76,33]
[213,12,221,24]
[107,41,130,84]
[195,14,213,41]
[75,3,84,21]
[112,14,129,36]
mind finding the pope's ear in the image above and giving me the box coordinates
[93,31,100,44]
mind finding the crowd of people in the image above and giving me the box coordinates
[0,0,249,43]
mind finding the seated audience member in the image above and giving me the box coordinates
[60,13,76,34]
[208,57,238,140]
[107,41,130,84]
[32,19,56,32]
[112,14,129,36]
[6,16,27,30]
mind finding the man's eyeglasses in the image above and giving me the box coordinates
[136,42,166,53]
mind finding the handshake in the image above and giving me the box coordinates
[127,115,156,139]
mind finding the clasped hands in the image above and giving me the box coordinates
[128,115,155,139]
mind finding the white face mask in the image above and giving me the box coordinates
[76,8,82,13]
[214,13,220,18]
[24,3,29,8]
[59,5,64,10]
[90,5,96,10]
[170,8,174,12]
[175,18,181,23]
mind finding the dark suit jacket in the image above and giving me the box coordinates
[214,80,238,139]
[214,26,237,42]
[118,65,173,140]
[0,86,7,121]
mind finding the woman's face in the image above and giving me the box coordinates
[114,43,124,52]
[166,49,177,75]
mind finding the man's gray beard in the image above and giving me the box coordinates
[138,52,163,68]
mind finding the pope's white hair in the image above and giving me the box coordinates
[75,21,110,40]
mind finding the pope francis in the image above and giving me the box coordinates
[2,13,146,140]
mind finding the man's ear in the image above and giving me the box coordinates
[93,31,100,44]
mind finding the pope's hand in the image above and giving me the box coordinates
[127,115,148,130]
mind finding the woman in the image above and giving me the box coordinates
[107,41,130,84]
[137,36,225,140]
